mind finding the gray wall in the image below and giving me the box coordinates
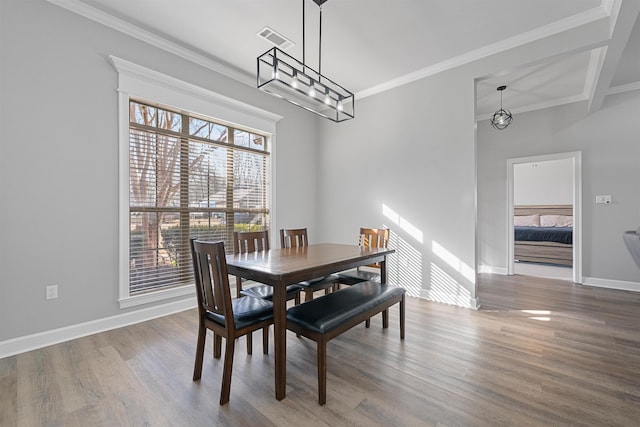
[315,11,609,307]
[477,90,640,283]
[514,158,573,205]
[0,0,623,346]
[0,0,318,341]
[317,70,478,306]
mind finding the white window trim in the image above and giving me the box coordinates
[110,56,281,309]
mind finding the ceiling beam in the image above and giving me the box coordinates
[588,0,640,112]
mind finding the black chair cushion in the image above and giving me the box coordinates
[241,284,303,300]
[297,274,338,290]
[336,269,380,286]
[286,281,405,334]
[206,296,273,329]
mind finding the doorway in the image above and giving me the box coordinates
[506,152,582,283]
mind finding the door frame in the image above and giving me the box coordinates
[506,151,582,283]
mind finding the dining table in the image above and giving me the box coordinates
[226,242,395,400]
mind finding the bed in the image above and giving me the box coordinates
[514,205,573,267]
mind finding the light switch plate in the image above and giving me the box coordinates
[595,195,612,204]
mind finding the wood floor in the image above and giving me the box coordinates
[2,274,640,426]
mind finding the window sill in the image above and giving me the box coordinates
[118,284,195,309]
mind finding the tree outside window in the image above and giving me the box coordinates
[128,100,270,295]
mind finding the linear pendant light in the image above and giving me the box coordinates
[257,0,355,122]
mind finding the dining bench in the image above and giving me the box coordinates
[286,280,406,405]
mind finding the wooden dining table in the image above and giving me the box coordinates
[226,242,395,400]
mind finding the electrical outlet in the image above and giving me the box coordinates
[46,285,58,300]
[595,195,612,205]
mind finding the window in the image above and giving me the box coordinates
[112,56,280,308]
[128,100,270,296]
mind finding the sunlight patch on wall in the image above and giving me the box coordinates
[383,204,423,243]
[381,203,424,297]
[386,229,423,297]
[429,262,473,306]
[432,241,475,284]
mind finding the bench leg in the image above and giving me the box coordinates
[318,338,327,405]
[365,318,370,328]
[382,308,389,328]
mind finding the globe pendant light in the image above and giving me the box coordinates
[490,85,513,130]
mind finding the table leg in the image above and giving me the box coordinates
[381,256,388,284]
[272,283,287,400]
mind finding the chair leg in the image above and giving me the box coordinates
[193,324,206,381]
[382,309,389,328]
[294,292,301,305]
[262,326,269,354]
[400,295,405,340]
[317,338,327,405]
[235,276,242,299]
[305,289,314,302]
[220,337,235,405]
[214,333,222,359]
[246,331,253,355]
[324,287,330,295]
[365,318,371,328]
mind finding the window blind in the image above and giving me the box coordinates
[128,100,270,295]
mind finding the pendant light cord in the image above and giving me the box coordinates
[318,4,322,81]
[302,0,305,73]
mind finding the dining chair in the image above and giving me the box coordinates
[280,228,339,302]
[232,230,302,304]
[190,238,274,405]
[337,227,390,286]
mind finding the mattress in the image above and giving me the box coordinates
[514,226,572,245]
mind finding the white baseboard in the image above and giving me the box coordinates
[478,264,508,275]
[478,267,640,292]
[582,277,640,292]
[1,297,197,359]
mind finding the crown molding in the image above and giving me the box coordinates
[606,81,640,95]
[46,0,254,86]
[48,0,617,108]
[357,6,610,100]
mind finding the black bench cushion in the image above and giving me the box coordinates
[286,281,405,334]
[206,296,273,329]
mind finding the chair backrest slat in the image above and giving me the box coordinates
[233,230,270,254]
[190,238,234,327]
[280,228,309,249]
[358,228,390,269]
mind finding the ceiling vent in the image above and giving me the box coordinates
[257,27,295,50]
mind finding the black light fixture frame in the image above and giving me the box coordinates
[256,0,355,122]
[490,85,513,130]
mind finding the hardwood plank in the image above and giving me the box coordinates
[3,273,640,426]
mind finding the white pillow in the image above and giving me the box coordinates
[514,214,540,227]
[540,214,573,227]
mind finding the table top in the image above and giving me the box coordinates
[226,243,394,286]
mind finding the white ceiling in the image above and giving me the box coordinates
[53,0,640,118]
